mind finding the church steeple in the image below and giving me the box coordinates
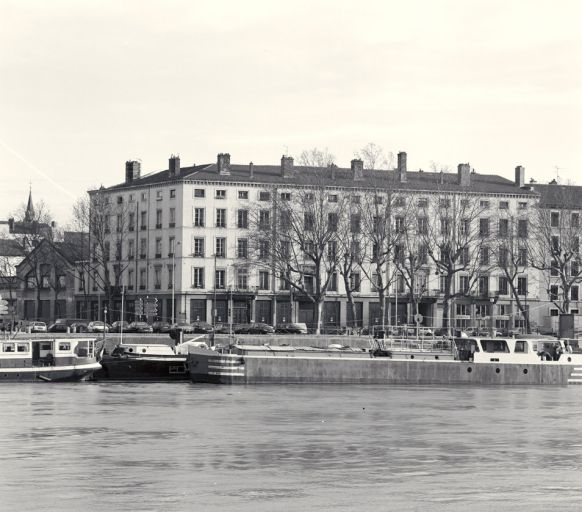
[25,184,35,223]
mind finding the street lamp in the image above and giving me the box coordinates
[172,241,181,325]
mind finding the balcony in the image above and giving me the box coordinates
[139,285,146,290]
[155,253,161,259]
[156,223,162,229]
[140,225,147,231]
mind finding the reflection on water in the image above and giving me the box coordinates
[1,383,582,511]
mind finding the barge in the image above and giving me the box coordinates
[0,338,101,382]
[187,338,582,386]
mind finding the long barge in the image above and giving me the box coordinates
[187,338,582,386]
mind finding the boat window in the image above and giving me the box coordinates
[41,343,52,351]
[17,343,29,353]
[514,340,528,353]
[3,343,15,353]
[58,342,71,351]
[455,339,480,353]
[481,339,510,353]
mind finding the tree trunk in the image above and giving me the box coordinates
[314,299,323,335]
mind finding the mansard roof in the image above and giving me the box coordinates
[534,183,582,209]
[99,161,539,197]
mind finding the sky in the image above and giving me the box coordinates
[1,0,581,226]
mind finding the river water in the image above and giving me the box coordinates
[1,383,582,512]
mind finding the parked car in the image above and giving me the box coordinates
[87,321,111,333]
[29,321,47,333]
[69,322,89,333]
[152,321,172,333]
[275,323,308,334]
[213,323,231,334]
[48,318,88,333]
[127,321,154,334]
[191,322,214,334]
[241,322,275,334]
[110,321,131,333]
[168,322,195,340]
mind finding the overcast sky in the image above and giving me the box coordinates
[1,0,581,225]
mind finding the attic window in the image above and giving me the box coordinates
[499,201,509,210]
[194,189,205,198]
[117,196,123,204]
[216,190,226,199]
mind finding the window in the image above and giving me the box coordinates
[139,238,146,259]
[129,194,134,202]
[156,209,162,228]
[480,247,490,266]
[479,218,490,237]
[115,241,122,260]
[498,218,509,238]
[499,201,509,210]
[169,208,176,227]
[259,191,271,201]
[238,190,248,200]
[259,271,270,290]
[478,275,489,296]
[139,268,146,289]
[155,238,162,258]
[551,259,559,276]
[498,247,508,267]
[418,198,428,208]
[475,304,491,318]
[216,209,226,228]
[572,213,580,228]
[259,210,270,230]
[141,192,147,201]
[237,210,248,229]
[215,237,226,258]
[328,272,338,292]
[170,189,176,198]
[498,276,509,295]
[572,286,579,301]
[518,248,528,266]
[194,189,205,198]
[439,199,451,208]
[156,190,162,200]
[280,209,291,230]
[460,247,470,265]
[551,212,560,227]
[304,213,314,231]
[236,268,248,289]
[168,236,175,256]
[116,214,122,232]
[280,192,291,201]
[418,217,428,235]
[459,275,470,293]
[395,217,405,233]
[456,304,469,316]
[518,202,527,210]
[350,214,361,233]
[140,211,146,230]
[418,244,428,265]
[259,240,270,260]
[104,241,110,262]
[215,189,226,199]
[459,219,470,236]
[517,219,528,238]
[394,196,405,208]
[194,208,205,227]
[154,266,162,289]
[328,212,338,232]
[550,285,559,301]
[117,196,123,204]
[480,200,490,209]
[127,269,134,290]
[192,267,204,288]
[215,269,225,289]
[128,212,135,231]
[193,238,204,257]
[439,275,447,293]
[351,195,360,204]
[351,241,361,260]
[328,194,338,203]
[572,260,580,277]
[350,272,361,292]
[327,241,337,260]
[440,218,450,236]
[281,240,291,259]
[237,238,248,259]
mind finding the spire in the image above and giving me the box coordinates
[25,184,35,223]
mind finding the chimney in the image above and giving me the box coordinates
[515,165,525,188]
[281,155,294,177]
[217,153,231,175]
[125,160,141,183]
[397,152,407,183]
[351,158,364,181]
[330,163,337,180]
[249,161,254,179]
[457,163,471,187]
[169,155,180,177]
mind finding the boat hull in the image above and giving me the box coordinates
[0,362,102,382]
[94,356,189,381]
[188,350,579,386]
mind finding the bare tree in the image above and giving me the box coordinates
[529,185,582,315]
[250,150,345,334]
[355,142,394,171]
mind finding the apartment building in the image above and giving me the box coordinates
[78,152,551,333]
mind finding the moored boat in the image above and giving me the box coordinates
[0,338,101,382]
[187,337,582,386]
[94,337,209,381]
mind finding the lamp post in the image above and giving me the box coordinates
[172,241,181,325]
